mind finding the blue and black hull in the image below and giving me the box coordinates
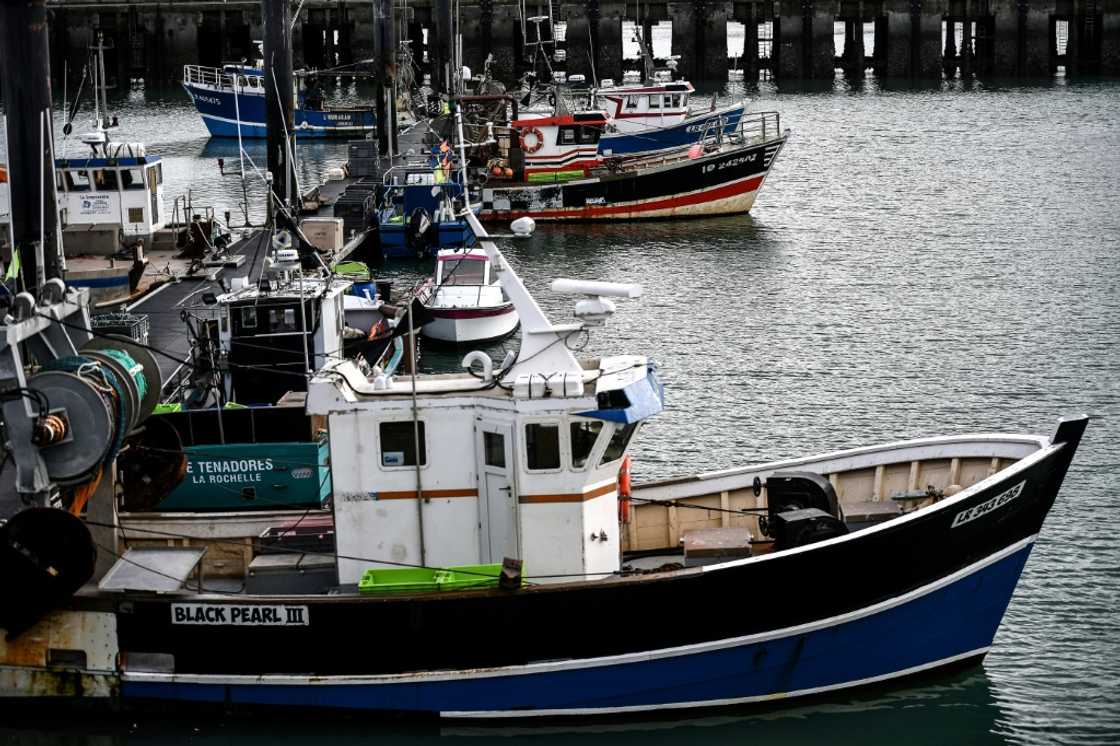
[183,83,376,139]
[70,417,1086,718]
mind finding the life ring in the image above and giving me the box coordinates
[618,454,632,524]
[521,127,545,154]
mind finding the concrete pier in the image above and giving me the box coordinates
[31,0,1120,84]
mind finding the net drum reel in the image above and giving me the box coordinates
[25,334,161,489]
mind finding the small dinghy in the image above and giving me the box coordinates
[418,247,519,344]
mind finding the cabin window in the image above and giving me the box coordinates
[525,423,561,470]
[671,95,682,107]
[570,420,604,469]
[483,431,506,468]
[64,170,92,192]
[122,168,145,190]
[600,423,638,466]
[55,171,66,191]
[624,96,639,110]
[663,95,674,108]
[648,96,660,109]
[268,307,299,332]
[558,127,577,146]
[127,208,144,224]
[380,421,427,467]
[92,169,119,191]
[578,126,600,145]
[240,307,257,329]
[440,259,486,286]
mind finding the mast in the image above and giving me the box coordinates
[262,0,298,215]
[0,0,62,286]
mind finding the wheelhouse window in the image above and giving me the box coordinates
[240,306,257,329]
[570,420,603,469]
[558,127,577,146]
[64,170,91,192]
[122,168,145,190]
[624,96,639,110]
[578,126,601,145]
[269,306,299,333]
[381,421,427,467]
[439,259,486,285]
[662,95,674,108]
[600,423,639,466]
[648,96,660,109]
[483,431,506,468]
[92,169,119,191]
[525,423,561,470]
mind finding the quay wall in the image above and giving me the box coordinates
[31,0,1120,85]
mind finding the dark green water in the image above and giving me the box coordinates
[2,74,1119,744]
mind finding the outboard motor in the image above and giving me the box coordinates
[763,471,848,551]
[406,207,435,259]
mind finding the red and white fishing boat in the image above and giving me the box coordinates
[472,108,787,222]
[419,247,519,344]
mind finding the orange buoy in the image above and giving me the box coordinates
[491,165,503,177]
[618,454,632,524]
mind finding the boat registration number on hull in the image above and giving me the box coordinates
[951,480,1026,528]
[172,603,309,626]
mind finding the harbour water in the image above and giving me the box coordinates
[1,75,1118,744]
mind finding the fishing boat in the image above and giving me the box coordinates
[376,165,475,259]
[469,107,786,221]
[182,64,376,139]
[594,81,747,159]
[418,247,519,344]
[0,211,1087,718]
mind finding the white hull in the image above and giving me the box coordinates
[421,305,519,344]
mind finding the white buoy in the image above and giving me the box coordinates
[510,217,536,237]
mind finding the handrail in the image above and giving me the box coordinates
[183,64,264,93]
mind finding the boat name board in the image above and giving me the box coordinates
[171,603,310,626]
[79,194,112,216]
[685,115,729,134]
[950,480,1026,528]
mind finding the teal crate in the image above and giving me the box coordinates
[158,439,330,512]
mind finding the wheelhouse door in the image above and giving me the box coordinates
[476,421,518,564]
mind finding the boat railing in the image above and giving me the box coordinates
[183,64,264,94]
[730,111,782,147]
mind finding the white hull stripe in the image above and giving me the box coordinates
[199,112,371,133]
[441,646,993,718]
[121,534,1035,688]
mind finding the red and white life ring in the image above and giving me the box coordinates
[521,127,545,154]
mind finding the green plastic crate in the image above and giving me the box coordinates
[436,563,507,591]
[358,567,440,594]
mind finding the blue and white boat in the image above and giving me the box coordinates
[594,81,747,158]
[377,165,475,259]
[182,64,376,139]
[0,212,1088,719]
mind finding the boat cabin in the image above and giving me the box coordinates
[216,274,351,405]
[508,111,609,181]
[306,214,662,583]
[54,151,166,249]
[594,81,695,134]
